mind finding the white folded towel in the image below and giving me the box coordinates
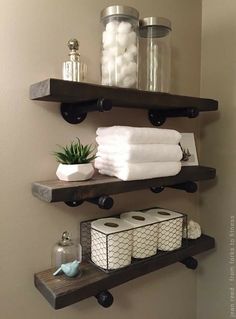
[95,160,181,181]
[96,126,181,145]
[97,144,182,163]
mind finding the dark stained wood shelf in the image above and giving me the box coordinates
[32,166,216,203]
[34,234,215,309]
[30,78,218,111]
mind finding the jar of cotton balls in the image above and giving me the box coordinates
[139,17,172,92]
[100,5,139,88]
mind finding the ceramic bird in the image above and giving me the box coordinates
[53,260,80,277]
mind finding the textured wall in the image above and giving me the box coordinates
[198,1,236,318]
[0,0,202,318]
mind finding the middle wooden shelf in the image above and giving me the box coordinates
[32,165,216,204]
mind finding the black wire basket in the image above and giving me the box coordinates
[80,207,187,272]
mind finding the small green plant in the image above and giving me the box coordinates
[54,138,96,164]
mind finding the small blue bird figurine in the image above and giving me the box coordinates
[53,260,80,277]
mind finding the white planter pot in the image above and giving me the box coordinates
[56,163,95,181]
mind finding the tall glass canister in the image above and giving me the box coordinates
[139,17,172,92]
[100,5,139,88]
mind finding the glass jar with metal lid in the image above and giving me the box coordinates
[51,231,81,268]
[100,5,139,88]
[138,17,172,92]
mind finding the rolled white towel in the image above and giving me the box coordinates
[97,144,182,163]
[95,160,181,181]
[96,126,181,145]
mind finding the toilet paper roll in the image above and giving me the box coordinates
[91,217,132,270]
[146,208,184,251]
[120,211,158,259]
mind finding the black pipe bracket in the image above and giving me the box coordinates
[180,256,198,270]
[61,98,112,124]
[148,108,199,126]
[65,195,114,210]
[150,181,198,194]
[95,290,114,308]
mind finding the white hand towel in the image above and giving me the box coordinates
[95,161,181,181]
[97,144,182,163]
[96,126,181,145]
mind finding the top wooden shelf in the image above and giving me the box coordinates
[30,78,218,111]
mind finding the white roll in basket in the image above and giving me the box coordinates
[146,208,184,251]
[120,211,158,258]
[91,217,132,270]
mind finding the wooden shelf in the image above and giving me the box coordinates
[30,79,218,125]
[30,78,218,110]
[32,166,216,203]
[34,234,215,309]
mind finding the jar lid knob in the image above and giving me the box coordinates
[67,39,79,51]
[60,231,72,246]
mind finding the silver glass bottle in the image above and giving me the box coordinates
[139,17,172,92]
[63,39,87,82]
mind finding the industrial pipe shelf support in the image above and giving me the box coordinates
[95,290,114,308]
[180,256,198,270]
[148,108,199,126]
[61,98,112,124]
[150,181,198,194]
[65,195,114,210]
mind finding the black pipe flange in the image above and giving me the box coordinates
[180,256,198,270]
[95,290,114,308]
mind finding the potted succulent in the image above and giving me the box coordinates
[54,138,96,181]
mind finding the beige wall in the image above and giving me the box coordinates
[0,0,202,318]
[198,1,236,318]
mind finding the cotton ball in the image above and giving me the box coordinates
[101,64,109,76]
[123,51,133,63]
[101,52,111,65]
[114,72,123,84]
[120,63,129,77]
[128,31,137,45]
[115,55,126,68]
[126,61,137,75]
[122,75,136,88]
[127,44,137,57]
[107,60,115,74]
[118,21,132,34]
[101,51,115,71]
[102,31,116,48]
[109,45,125,57]
[120,62,137,78]
[106,21,119,33]
[102,76,109,85]
[117,33,129,48]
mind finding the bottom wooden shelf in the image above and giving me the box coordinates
[34,234,215,309]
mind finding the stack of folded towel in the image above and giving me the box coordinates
[94,126,182,181]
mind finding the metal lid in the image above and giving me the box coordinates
[100,5,139,21]
[67,39,80,61]
[59,231,73,246]
[139,17,172,30]
[139,17,172,38]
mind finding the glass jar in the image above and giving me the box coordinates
[139,17,172,92]
[100,5,139,88]
[51,231,81,268]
